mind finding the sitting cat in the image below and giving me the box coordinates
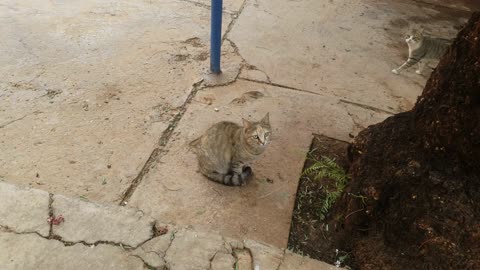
[392,28,451,75]
[190,113,271,186]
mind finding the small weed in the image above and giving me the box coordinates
[335,249,351,268]
[348,192,367,206]
[303,156,348,220]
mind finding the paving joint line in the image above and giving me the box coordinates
[222,0,248,43]
[238,77,325,96]
[339,99,395,115]
[238,77,396,115]
[47,193,54,238]
[119,79,204,206]
[119,0,248,204]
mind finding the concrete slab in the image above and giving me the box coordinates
[211,252,236,270]
[244,239,284,269]
[0,184,341,269]
[0,0,231,203]
[131,226,175,269]
[52,194,154,247]
[0,182,50,237]
[0,232,144,270]
[229,0,469,112]
[164,229,229,270]
[128,79,391,248]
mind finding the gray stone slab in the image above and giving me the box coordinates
[52,194,154,247]
[164,228,228,270]
[0,182,50,237]
[211,252,236,270]
[129,80,390,248]
[244,239,284,270]
[0,0,231,203]
[131,224,176,269]
[0,232,144,270]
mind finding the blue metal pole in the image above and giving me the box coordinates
[210,0,223,74]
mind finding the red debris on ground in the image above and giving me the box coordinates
[47,214,65,225]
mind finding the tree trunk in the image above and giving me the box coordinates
[340,12,480,269]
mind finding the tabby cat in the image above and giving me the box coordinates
[392,28,451,75]
[190,113,271,186]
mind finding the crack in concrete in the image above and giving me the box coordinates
[120,79,204,205]
[0,110,43,129]
[339,99,395,115]
[47,193,54,238]
[239,77,396,116]
[275,249,287,270]
[119,148,161,205]
[129,254,159,270]
[208,251,219,270]
[224,38,272,84]
[0,225,48,241]
[160,229,177,269]
[1,225,135,250]
[51,234,138,249]
[245,246,255,270]
[230,244,255,270]
[225,38,272,84]
[222,0,248,43]
[239,77,325,96]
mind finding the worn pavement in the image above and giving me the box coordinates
[0,0,478,266]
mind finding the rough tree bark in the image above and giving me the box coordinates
[339,12,480,269]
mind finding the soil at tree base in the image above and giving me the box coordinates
[289,12,480,270]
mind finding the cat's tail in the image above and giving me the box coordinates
[203,167,252,186]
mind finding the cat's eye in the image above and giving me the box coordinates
[253,135,259,139]
[265,132,270,137]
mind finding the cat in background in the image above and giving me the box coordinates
[392,27,452,75]
[190,113,271,186]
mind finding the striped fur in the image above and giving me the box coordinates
[392,29,451,75]
[190,114,271,186]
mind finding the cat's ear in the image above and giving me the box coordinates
[242,118,252,129]
[260,112,270,126]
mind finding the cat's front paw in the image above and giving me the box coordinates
[391,69,399,75]
[415,70,422,75]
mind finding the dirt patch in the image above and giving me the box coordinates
[183,37,204,48]
[230,91,264,105]
[288,135,353,267]
[193,51,209,61]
